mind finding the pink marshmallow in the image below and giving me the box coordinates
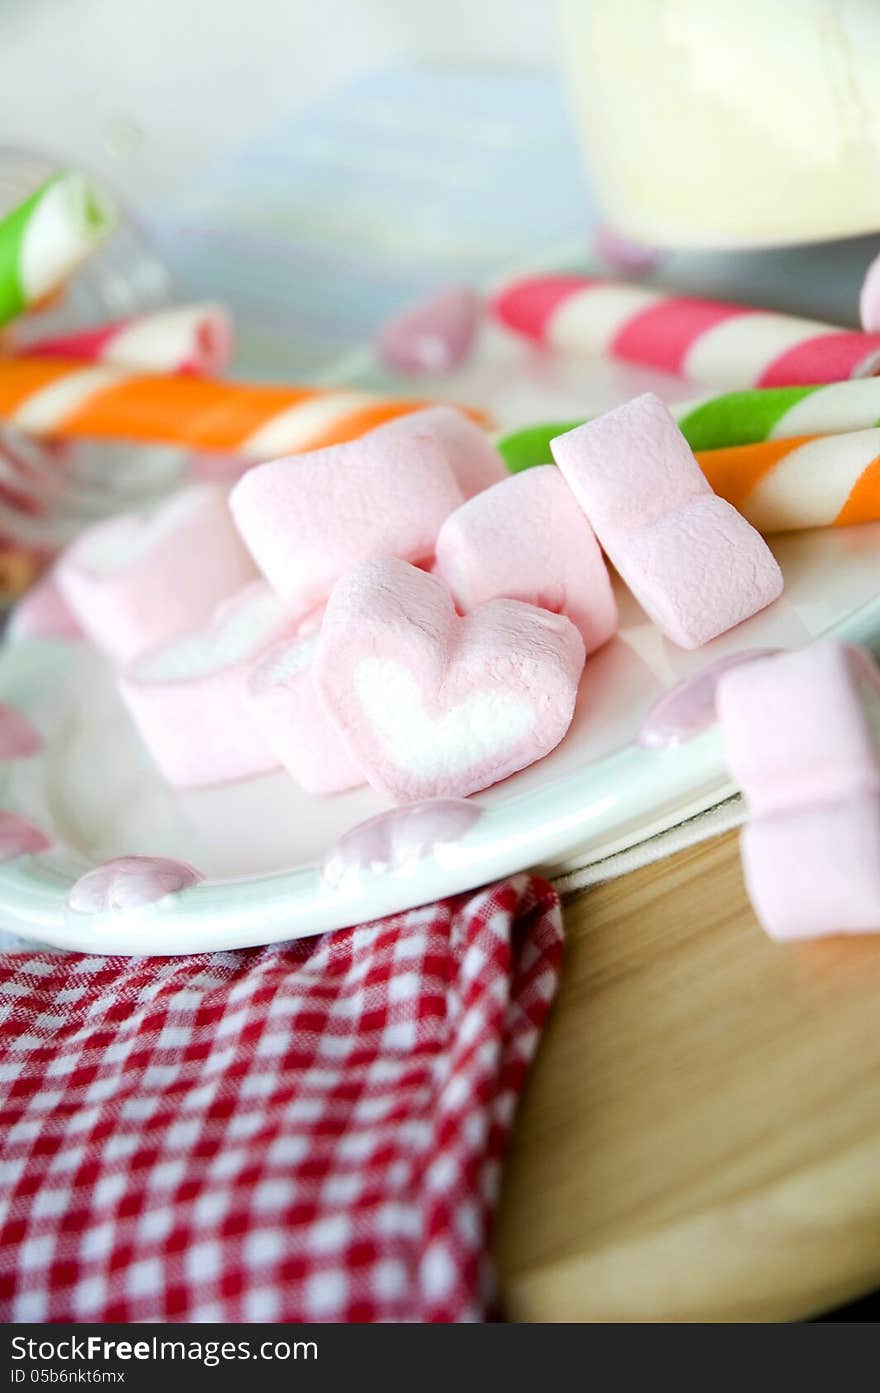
[740,796,880,942]
[56,485,257,665]
[550,394,783,649]
[718,643,880,817]
[372,406,506,499]
[118,581,297,788]
[7,569,82,643]
[295,605,326,638]
[638,648,780,749]
[229,420,465,617]
[315,557,585,803]
[718,643,880,940]
[434,465,617,653]
[245,632,365,795]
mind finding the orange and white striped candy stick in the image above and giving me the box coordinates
[0,358,486,458]
[492,274,880,389]
[696,430,880,533]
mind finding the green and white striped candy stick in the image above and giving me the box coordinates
[0,171,116,327]
[496,379,880,472]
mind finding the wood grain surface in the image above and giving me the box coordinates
[493,827,880,1322]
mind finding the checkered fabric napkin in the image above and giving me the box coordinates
[0,874,562,1322]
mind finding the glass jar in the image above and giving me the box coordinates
[0,149,189,602]
[557,0,880,250]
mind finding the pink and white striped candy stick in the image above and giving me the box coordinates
[492,274,880,389]
[14,303,233,377]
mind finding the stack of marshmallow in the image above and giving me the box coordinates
[46,393,783,804]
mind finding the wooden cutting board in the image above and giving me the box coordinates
[493,827,880,1321]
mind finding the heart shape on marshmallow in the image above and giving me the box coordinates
[315,558,586,803]
[56,484,257,665]
[245,630,365,795]
[229,413,465,619]
[118,580,297,787]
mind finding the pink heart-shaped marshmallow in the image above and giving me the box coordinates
[315,558,585,803]
[229,413,465,619]
[118,580,298,788]
[56,484,257,665]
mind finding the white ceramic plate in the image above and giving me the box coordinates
[2,326,879,954]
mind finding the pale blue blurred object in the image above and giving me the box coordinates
[148,65,595,380]
[147,62,880,388]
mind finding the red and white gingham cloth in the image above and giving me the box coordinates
[0,874,562,1322]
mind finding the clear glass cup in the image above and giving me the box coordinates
[0,150,189,602]
[557,0,880,250]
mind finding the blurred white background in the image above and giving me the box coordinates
[2,0,872,336]
[0,0,555,199]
